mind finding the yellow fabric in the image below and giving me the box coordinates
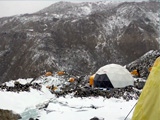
[89,74,95,86]
[132,57,160,120]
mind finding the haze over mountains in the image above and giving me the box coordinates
[0,1,159,83]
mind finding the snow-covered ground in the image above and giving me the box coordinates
[0,77,137,120]
[39,96,137,120]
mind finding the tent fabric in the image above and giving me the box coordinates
[94,64,134,88]
[132,57,160,120]
[94,74,114,88]
[89,74,95,86]
[45,72,52,77]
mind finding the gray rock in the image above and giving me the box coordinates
[90,117,99,120]
[0,109,21,120]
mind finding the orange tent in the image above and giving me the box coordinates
[57,71,66,76]
[45,72,52,77]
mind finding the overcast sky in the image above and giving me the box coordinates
[0,0,148,18]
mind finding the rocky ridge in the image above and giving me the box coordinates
[126,50,160,78]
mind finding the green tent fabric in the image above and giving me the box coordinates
[132,57,160,120]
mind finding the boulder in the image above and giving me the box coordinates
[0,109,21,120]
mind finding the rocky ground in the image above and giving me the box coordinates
[0,81,42,92]
[0,75,142,102]
[53,77,142,101]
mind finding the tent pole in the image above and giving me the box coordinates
[124,102,137,120]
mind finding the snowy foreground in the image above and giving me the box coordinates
[0,77,137,120]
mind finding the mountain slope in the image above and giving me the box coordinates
[0,1,159,83]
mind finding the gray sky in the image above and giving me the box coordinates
[0,1,55,18]
[0,0,148,18]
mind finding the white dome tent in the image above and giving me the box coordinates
[94,64,134,88]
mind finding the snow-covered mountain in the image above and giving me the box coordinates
[0,1,159,83]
